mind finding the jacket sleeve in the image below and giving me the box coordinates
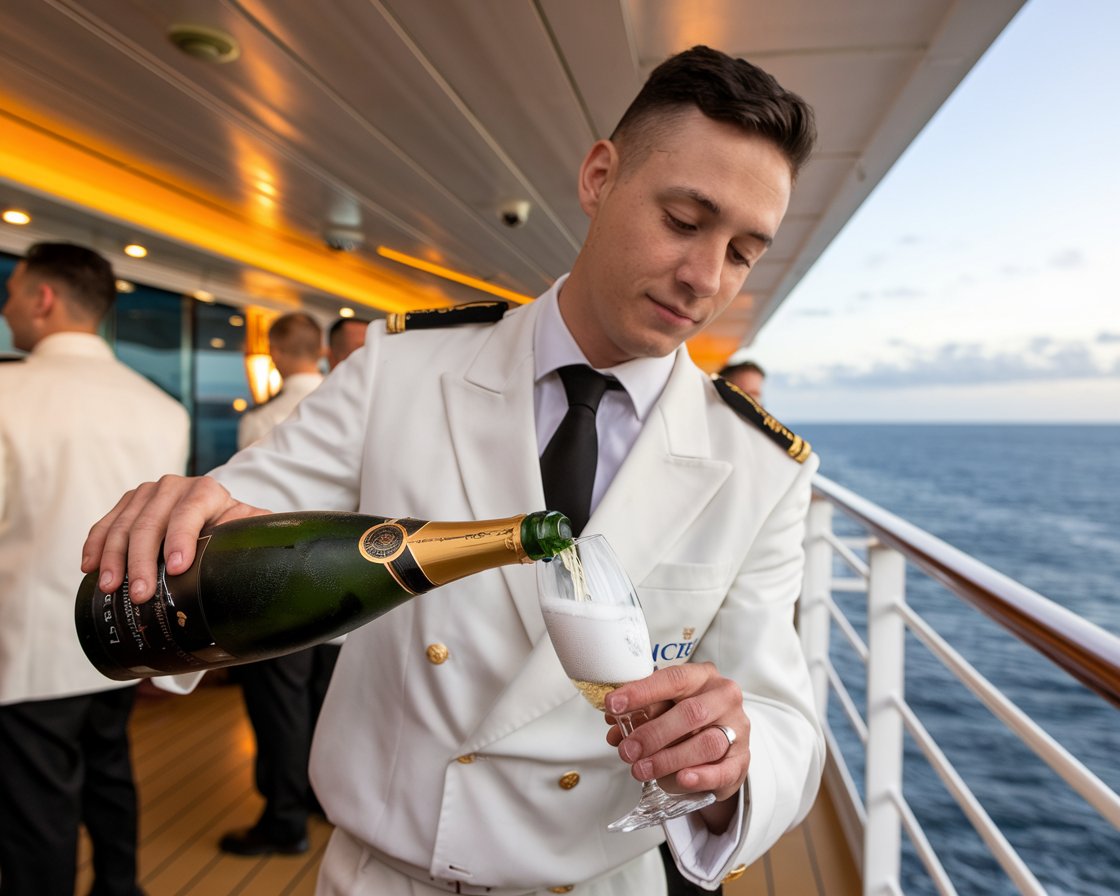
[664,451,824,889]
[209,333,380,510]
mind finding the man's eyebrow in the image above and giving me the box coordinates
[665,187,774,247]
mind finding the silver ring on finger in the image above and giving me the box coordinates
[712,724,736,757]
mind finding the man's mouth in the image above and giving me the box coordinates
[648,295,697,325]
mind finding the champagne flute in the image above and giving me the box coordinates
[537,534,716,832]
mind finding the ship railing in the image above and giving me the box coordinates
[799,474,1120,896]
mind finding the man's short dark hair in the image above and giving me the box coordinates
[611,45,816,181]
[269,312,323,362]
[719,360,765,380]
[22,242,116,323]
[328,317,369,343]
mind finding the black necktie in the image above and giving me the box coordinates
[540,365,620,535]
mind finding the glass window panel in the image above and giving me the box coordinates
[192,301,250,474]
[0,251,19,356]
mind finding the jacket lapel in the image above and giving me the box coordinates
[467,349,733,751]
[441,301,549,641]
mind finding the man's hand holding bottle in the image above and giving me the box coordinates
[81,474,266,605]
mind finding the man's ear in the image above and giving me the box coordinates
[32,280,58,320]
[577,139,619,218]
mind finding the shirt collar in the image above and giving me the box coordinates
[532,274,676,422]
[30,332,113,360]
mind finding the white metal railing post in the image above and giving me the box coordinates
[801,498,835,717]
[863,540,907,896]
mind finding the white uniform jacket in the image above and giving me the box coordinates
[237,371,324,449]
[0,333,189,704]
[210,292,823,891]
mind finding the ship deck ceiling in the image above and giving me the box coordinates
[77,681,859,896]
[1,0,1024,360]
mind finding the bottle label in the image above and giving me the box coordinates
[359,518,437,594]
[359,522,408,562]
[91,537,226,676]
[357,516,527,593]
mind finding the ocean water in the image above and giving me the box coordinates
[796,424,1120,896]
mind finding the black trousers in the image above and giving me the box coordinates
[0,687,140,896]
[660,842,723,895]
[237,643,340,838]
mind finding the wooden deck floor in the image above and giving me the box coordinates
[78,683,858,896]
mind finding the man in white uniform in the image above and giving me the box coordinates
[0,243,189,896]
[222,311,333,856]
[326,317,370,370]
[237,312,325,449]
[84,47,824,894]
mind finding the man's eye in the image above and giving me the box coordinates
[664,212,696,232]
[729,246,751,268]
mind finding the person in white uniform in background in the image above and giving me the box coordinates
[0,242,189,896]
[83,46,824,895]
[326,317,370,370]
[221,311,337,856]
[237,311,325,450]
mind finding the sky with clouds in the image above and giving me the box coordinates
[746,0,1119,423]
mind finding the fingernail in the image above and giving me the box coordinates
[132,579,147,598]
[607,693,627,713]
[679,771,699,788]
[168,551,183,570]
[620,739,642,762]
[99,571,113,590]
[634,760,653,780]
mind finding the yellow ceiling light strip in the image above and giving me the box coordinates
[0,101,440,315]
[377,246,533,304]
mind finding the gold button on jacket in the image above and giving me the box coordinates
[426,643,449,664]
[547,887,574,893]
[455,754,476,764]
[557,771,580,790]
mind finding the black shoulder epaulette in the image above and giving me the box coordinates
[712,375,811,463]
[0,354,25,363]
[386,300,509,334]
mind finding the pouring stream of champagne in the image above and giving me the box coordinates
[559,545,590,601]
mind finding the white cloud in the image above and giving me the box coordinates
[776,338,1115,390]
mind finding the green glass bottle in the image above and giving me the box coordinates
[75,510,572,681]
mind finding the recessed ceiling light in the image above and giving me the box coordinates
[232,398,248,412]
[228,315,245,327]
[210,337,226,349]
[124,243,147,258]
[339,307,355,318]
[167,24,240,63]
[2,209,31,226]
[193,289,214,302]
[115,279,135,293]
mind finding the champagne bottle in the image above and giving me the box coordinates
[76,510,572,681]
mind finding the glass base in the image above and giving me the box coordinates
[606,783,717,833]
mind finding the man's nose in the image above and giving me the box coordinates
[675,241,723,298]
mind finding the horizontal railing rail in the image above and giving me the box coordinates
[811,475,1120,708]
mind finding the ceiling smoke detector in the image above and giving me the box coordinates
[167,24,241,63]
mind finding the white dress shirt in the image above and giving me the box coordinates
[533,274,676,513]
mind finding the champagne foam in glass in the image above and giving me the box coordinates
[540,597,653,684]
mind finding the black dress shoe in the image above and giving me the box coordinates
[219,825,309,856]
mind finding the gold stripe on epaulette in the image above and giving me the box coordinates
[713,375,811,463]
[386,300,509,334]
